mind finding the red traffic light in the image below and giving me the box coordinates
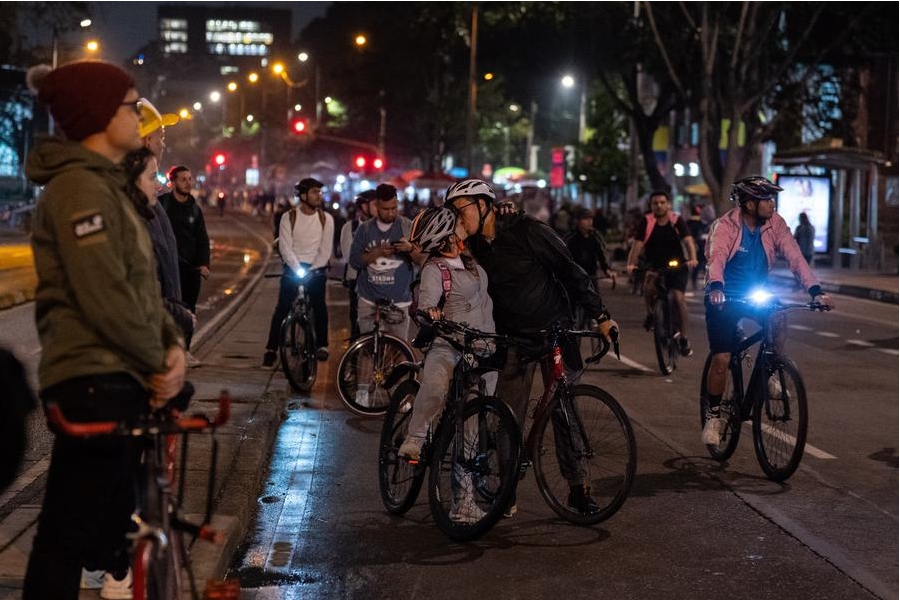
[291,118,308,134]
[373,157,384,170]
[354,155,367,169]
[213,153,226,167]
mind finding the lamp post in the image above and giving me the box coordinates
[50,18,92,135]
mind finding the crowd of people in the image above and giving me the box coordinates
[13,56,832,599]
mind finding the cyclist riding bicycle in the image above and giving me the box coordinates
[446,178,619,515]
[626,190,698,357]
[701,175,835,444]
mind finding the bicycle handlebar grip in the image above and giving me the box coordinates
[45,403,118,437]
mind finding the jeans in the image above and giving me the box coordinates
[266,265,328,351]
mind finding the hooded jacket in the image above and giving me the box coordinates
[26,137,183,391]
[705,207,821,297]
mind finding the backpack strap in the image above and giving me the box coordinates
[643,212,679,243]
[436,261,452,310]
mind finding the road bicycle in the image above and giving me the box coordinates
[46,388,235,600]
[700,291,829,481]
[336,298,415,417]
[377,316,521,541]
[645,259,690,375]
[266,267,325,392]
[512,322,636,525]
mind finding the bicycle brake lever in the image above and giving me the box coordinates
[610,327,621,360]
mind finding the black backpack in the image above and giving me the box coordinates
[0,348,36,492]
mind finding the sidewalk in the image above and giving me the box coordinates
[0,253,291,598]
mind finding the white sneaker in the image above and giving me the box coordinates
[80,568,104,589]
[450,498,487,524]
[100,569,133,600]
[355,387,370,407]
[185,351,202,368]
[702,414,727,445]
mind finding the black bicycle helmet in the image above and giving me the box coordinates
[295,177,324,196]
[731,176,783,203]
[410,207,457,254]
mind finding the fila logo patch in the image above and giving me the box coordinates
[72,213,106,239]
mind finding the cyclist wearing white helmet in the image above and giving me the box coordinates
[701,175,834,445]
[446,178,619,516]
[399,208,495,481]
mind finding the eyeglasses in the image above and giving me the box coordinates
[121,100,143,116]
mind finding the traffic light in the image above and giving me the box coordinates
[373,157,385,171]
[354,155,367,170]
[352,155,385,173]
[213,152,227,169]
[290,117,309,134]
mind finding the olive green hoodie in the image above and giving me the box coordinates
[26,137,183,391]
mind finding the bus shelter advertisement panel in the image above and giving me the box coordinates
[776,175,830,253]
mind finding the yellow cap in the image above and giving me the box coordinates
[138,98,179,138]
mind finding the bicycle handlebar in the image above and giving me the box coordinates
[46,390,231,438]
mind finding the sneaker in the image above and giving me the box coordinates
[702,410,726,445]
[262,350,277,368]
[450,498,487,524]
[100,569,133,600]
[643,314,654,331]
[678,336,693,357]
[80,568,105,590]
[503,503,518,518]
[355,387,370,408]
[398,436,422,462]
[567,485,600,515]
[315,346,329,361]
[185,351,202,368]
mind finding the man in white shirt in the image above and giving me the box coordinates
[263,178,334,367]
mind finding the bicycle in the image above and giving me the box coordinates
[377,315,521,541]
[699,291,829,481]
[336,298,415,417]
[266,267,325,392]
[45,388,235,600]
[512,322,637,525]
[645,259,689,375]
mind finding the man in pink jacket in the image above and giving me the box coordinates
[701,175,834,445]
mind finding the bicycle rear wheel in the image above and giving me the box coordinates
[531,384,636,525]
[280,312,317,392]
[652,298,677,375]
[752,357,807,481]
[337,334,414,416]
[378,379,426,514]
[132,534,183,600]
[428,396,520,541]
[700,353,743,461]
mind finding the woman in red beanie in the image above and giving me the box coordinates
[22,60,187,600]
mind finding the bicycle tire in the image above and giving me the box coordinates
[428,395,520,541]
[531,384,636,525]
[752,357,808,481]
[700,352,743,461]
[652,298,676,375]
[378,379,427,514]
[280,312,317,392]
[132,534,182,600]
[337,333,414,416]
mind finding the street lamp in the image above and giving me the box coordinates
[561,73,587,143]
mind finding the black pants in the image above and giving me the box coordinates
[346,279,360,340]
[22,373,148,600]
[179,266,203,349]
[265,265,328,351]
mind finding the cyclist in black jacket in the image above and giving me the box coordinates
[445,179,618,516]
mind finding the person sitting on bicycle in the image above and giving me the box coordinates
[626,190,698,357]
[702,175,835,445]
[566,207,616,296]
[446,179,618,516]
[398,207,495,460]
[263,177,335,367]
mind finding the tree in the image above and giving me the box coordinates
[571,81,629,200]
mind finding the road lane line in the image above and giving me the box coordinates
[879,348,899,356]
[758,422,837,459]
[847,339,875,347]
[0,456,50,509]
[617,353,655,372]
[816,331,840,338]
[789,324,813,331]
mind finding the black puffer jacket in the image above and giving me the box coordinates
[468,211,609,339]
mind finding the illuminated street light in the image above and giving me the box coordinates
[483,72,494,81]
[178,108,190,119]
[355,34,367,47]
[227,82,238,92]
[561,74,575,88]
[209,91,221,103]
[85,40,99,53]
[248,72,259,84]
[192,102,202,111]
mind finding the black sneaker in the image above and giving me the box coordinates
[567,485,600,515]
[315,347,329,362]
[262,351,276,368]
[678,336,693,357]
[643,314,654,331]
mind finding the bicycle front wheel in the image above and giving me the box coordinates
[700,353,743,461]
[337,333,414,416]
[132,534,183,600]
[752,357,808,482]
[428,396,520,541]
[280,312,317,392]
[531,384,636,525]
[378,379,427,514]
[652,298,677,375]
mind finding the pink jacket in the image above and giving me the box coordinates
[705,207,820,293]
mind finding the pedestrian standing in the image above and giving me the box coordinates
[340,190,375,340]
[794,212,816,265]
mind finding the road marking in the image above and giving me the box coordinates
[847,339,875,347]
[757,423,837,459]
[816,331,840,338]
[878,348,899,356]
[0,457,50,509]
[789,324,813,331]
[617,353,655,372]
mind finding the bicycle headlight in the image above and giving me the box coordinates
[667,259,680,268]
[747,289,774,305]
[295,266,308,279]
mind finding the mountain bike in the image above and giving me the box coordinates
[266,268,324,392]
[513,323,636,525]
[700,291,829,481]
[377,316,521,541]
[645,259,688,375]
[336,298,415,417]
[46,388,235,600]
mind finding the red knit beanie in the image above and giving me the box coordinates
[28,60,135,141]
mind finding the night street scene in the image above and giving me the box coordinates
[0,2,897,599]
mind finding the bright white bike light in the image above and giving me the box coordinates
[295,266,308,278]
[747,289,774,304]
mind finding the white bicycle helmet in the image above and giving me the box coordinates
[411,207,457,254]
[445,179,496,204]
